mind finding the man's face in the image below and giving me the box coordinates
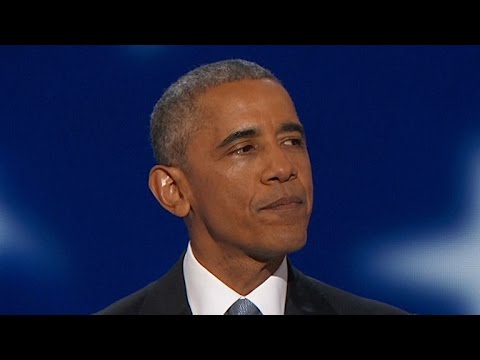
[183,79,313,261]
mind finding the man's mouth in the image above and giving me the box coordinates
[260,196,303,210]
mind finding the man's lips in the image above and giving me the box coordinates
[259,196,304,210]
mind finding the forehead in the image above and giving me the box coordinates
[196,79,300,135]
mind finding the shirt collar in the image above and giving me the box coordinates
[183,242,288,315]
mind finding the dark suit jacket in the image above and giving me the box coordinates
[95,255,408,315]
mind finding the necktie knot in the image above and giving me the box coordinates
[225,298,262,315]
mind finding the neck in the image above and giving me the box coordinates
[190,241,284,296]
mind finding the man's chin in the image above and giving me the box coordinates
[250,236,308,262]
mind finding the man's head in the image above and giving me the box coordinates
[149,59,313,265]
[150,59,279,167]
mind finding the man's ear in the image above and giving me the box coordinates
[148,165,191,218]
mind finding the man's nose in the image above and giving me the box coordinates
[260,145,297,184]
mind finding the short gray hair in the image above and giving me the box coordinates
[150,59,280,167]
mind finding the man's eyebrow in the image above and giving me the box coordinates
[279,122,304,136]
[216,128,258,149]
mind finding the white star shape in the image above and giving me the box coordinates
[360,143,480,314]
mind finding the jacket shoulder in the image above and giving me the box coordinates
[94,280,157,315]
[289,265,409,315]
[94,254,189,315]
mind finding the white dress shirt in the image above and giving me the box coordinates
[183,242,288,315]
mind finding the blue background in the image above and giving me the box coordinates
[1,45,480,314]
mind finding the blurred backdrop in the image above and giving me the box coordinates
[1,45,480,314]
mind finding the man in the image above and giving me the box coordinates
[96,59,408,315]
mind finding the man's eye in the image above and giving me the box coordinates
[284,138,303,146]
[234,144,256,155]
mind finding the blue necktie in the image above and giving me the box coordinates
[224,298,263,315]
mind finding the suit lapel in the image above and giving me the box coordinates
[139,254,192,315]
[136,253,337,315]
[285,259,337,315]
